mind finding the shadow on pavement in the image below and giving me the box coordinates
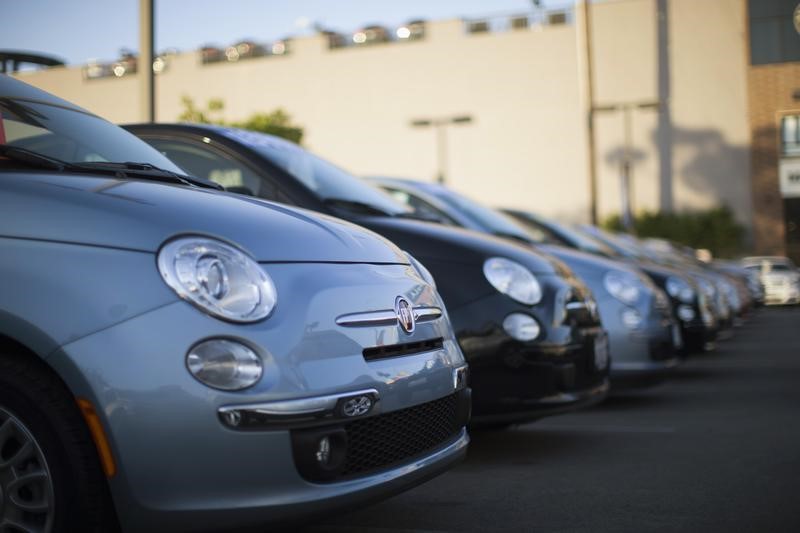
[463,425,604,466]
[591,390,669,411]
[670,366,717,380]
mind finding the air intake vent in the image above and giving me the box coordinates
[363,338,444,361]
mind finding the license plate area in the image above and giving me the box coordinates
[593,333,609,371]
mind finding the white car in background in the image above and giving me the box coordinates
[741,256,800,305]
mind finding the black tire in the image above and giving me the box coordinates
[0,350,118,532]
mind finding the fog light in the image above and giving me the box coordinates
[677,305,696,322]
[620,308,642,329]
[503,313,541,341]
[292,428,348,481]
[186,339,262,391]
[316,436,332,466]
[223,410,242,427]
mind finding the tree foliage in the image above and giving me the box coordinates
[602,206,746,258]
[177,95,303,144]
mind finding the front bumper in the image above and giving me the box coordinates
[610,358,679,389]
[46,263,470,533]
[451,298,608,424]
[604,299,679,386]
[471,380,610,425]
[764,285,800,305]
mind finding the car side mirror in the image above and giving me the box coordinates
[225,185,254,196]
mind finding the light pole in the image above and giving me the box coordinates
[410,115,473,184]
[582,0,599,225]
[593,101,661,231]
[139,0,155,122]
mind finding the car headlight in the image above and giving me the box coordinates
[483,257,542,305]
[603,271,641,305]
[665,276,695,303]
[405,251,436,289]
[158,236,277,322]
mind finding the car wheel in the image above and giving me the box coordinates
[0,351,117,532]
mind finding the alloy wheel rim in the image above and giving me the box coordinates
[0,407,54,533]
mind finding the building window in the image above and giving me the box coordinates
[749,0,800,65]
[781,115,800,156]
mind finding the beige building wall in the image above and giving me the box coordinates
[590,0,660,220]
[589,0,751,228]
[14,0,752,229]
[669,0,751,225]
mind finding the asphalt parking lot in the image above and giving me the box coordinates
[306,306,800,533]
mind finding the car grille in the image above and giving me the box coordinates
[340,392,461,478]
[363,337,444,361]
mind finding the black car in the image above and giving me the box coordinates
[503,209,718,353]
[126,123,610,425]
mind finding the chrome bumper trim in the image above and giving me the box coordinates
[219,388,380,417]
[336,306,442,327]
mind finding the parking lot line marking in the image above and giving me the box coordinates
[529,423,676,434]
[304,525,449,533]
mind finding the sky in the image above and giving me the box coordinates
[2,0,572,67]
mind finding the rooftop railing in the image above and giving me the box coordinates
[78,7,574,80]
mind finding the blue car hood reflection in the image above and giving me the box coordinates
[3,172,407,264]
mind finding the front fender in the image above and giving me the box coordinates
[0,237,177,358]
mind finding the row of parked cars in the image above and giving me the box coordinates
[0,75,781,532]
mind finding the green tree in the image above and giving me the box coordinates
[602,206,746,258]
[177,95,225,124]
[230,109,303,145]
[178,95,303,144]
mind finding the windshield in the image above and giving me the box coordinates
[745,259,797,273]
[381,186,461,225]
[218,128,411,216]
[423,186,533,241]
[0,98,184,172]
[577,226,653,261]
[536,216,619,257]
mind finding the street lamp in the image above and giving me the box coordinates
[593,101,661,231]
[410,115,473,184]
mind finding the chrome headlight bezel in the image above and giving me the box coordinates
[157,236,277,323]
[483,257,543,305]
[603,270,642,305]
[666,276,696,304]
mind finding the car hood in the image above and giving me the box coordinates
[539,244,629,277]
[1,172,407,264]
[540,244,660,294]
[355,216,562,275]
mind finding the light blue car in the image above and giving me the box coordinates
[0,75,469,532]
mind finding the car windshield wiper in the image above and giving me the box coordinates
[0,145,222,190]
[322,198,396,216]
[0,144,73,171]
[394,211,447,223]
[69,161,222,190]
